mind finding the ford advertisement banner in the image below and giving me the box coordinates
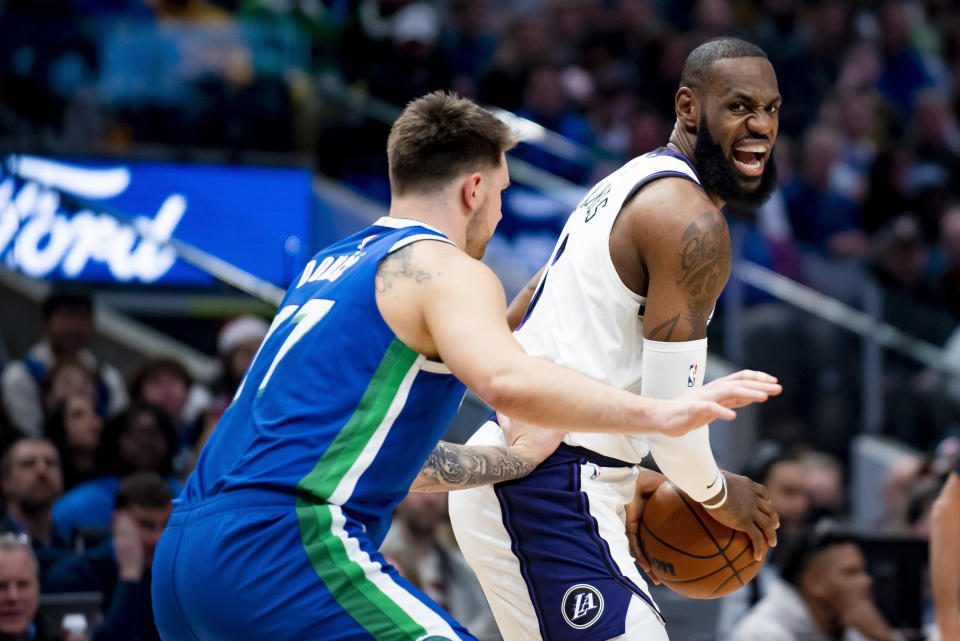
[0,155,313,287]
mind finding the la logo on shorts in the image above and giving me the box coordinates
[561,584,604,629]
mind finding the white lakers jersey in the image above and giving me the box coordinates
[514,148,702,463]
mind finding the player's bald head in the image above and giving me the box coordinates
[679,37,769,95]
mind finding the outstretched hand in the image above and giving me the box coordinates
[704,370,783,409]
[651,370,782,437]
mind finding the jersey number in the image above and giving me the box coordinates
[232,299,335,401]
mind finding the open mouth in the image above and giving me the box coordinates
[731,142,769,178]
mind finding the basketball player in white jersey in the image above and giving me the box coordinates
[448,38,783,641]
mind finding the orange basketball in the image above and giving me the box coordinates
[637,481,766,599]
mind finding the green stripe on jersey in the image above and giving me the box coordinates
[296,338,419,500]
[297,502,426,641]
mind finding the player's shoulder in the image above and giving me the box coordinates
[624,176,727,243]
[391,236,485,272]
[378,237,498,292]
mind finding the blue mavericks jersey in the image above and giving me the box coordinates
[180,217,467,545]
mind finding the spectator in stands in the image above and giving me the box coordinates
[0,532,50,641]
[44,395,104,491]
[783,124,867,258]
[716,442,811,639]
[800,450,846,521]
[479,14,553,113]
[43,358,97,418]
[869,214,952,351]
[44,473,172,641]
[128,357,203,476]
[0,439,67,577]
[380,492,499,641]
[211,316,267,405]
[728,529,899,641]
[191,316,268,455]
[1,289,126,438]
[441,0,498,99]
[938,201,960,319]
[366,3,453,108]
[52,403,180,541]
[877,0,936,120]
[910,89,960,214]
[514,63,597,183]
[879,454,941,535]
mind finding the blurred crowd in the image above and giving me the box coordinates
[0,287,271,640]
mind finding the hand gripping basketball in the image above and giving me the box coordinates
[635,480,771,599]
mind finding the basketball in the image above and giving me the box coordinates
[637,481,765,599]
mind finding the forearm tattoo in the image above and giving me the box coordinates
[375,244,434,293]
[411,442,537,492]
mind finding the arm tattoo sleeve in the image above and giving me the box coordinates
[677,211,730,338]
[410,442,537,492]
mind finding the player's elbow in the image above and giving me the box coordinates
[473,366,529,416]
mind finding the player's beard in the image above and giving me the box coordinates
[464,199,491,259]
[693,115,777,211]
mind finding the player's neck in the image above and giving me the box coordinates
[665,128,695,163]
[388,196,467,251]
[665,132,727,210]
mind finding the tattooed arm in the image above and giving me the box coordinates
[411,415,564,492]
[410,442,539,492]
[633,181,730,341]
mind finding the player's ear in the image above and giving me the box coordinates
[675,87,699,134]
[460,172,484,213]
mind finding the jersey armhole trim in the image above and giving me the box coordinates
[387,234,457,255]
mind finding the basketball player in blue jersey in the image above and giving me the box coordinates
[449,38,785,641]
[150,91,782,641]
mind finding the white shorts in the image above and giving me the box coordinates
[449,419,668,641]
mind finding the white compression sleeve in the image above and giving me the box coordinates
[640,338,723,503]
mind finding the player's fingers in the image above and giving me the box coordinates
[733,380,782,397]
[701,383,768,406]
[745,524,768,562]
[723,370,778,384]
[713,385,770,409]
[756,511,778,549]
[633,552,661,585]
[753,482,771,501]
[756,499,778,522]
[700,402,736,422]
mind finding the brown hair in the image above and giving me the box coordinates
[115,471,173,510]
[129,357,192,401]
[387,91,517,196]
